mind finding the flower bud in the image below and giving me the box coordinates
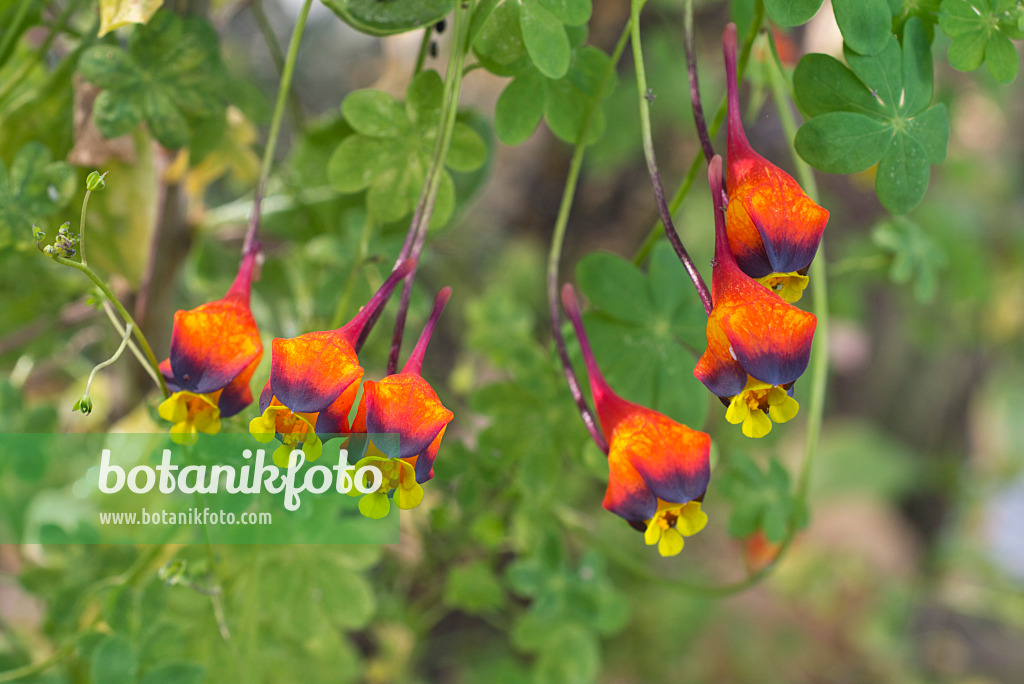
[86,170,107,192]
[73,396,93,414]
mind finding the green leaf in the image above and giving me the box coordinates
[985,30,1019,81]
[794,53,884,117]
[533,624,600,684]
[327,135,397,192]
[444,561,507,614]
[537,0,591,27]
[939,0,1023,82]
[520,1,571,79]
[495,71,546,144]
[406,69,444,129]
[872,216,948,301]
[833,0,893,55]
[876,130,930,214]
[321,0,456,36]
[576,252,651,324]
[140,663,206,684]
[342,89,409,137]
[795,111,894,173]
[0,142,77,247]
[91,636,138,684]
[447,122,488,172]
[473,0,527,67]
[79,10,227,148]
[794,18,948,213]
[764,0,825,26]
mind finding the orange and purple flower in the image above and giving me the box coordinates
[158,247,262,444]
[694,156,817,438]
[339,288,454,518]
[248,259,415,466]
[723,23,829,302]
[563,284,710,557]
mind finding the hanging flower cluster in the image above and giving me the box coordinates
[562,285,710,557]
[694,156,817,438]
[157,250,453,519]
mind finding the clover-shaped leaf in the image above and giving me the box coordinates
[939,0,1024,83]
[474,0,591,80]
[482,5,615,148]
[794,17,949,214]
[0,142,77,247]
[720,454,801,544]
[872,216,948,302]
[78,10,227,149]
[764,0,825,27]
[321,0,456,36]
[575,243,708,429]
[326,70,488,227]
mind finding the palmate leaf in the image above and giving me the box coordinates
[479,2,615,147]
[78,10,227,149]
[939,0,1024,83]
[0,142,77,247]
[794,18,949,214]
[326,70,489,227]
[474,0,592,81]
[574,243,709,430]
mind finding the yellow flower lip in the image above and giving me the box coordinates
[756,271,810,303]
[643,500,708,557]
[724,377,800,438]
[158,391,222,445]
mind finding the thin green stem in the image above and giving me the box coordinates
[387,1,473,374]
[250,0,306,130]
[100,300,162,390]
[547,14,635,454]
[0,645,75,683]
[630,0,712,313]
[54,257,169,397]
[413,26,432,75]
[0,0,79,105]
[765,32,828,515]
[331,213,376,330]
[79,189,93,267]
[81,323,132,400]
[0,0,32,69]
[245,0,313,254]
[632,0,764,265]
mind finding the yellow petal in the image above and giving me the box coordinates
[99,0,164,37]
[249,415,277,443]
[397,482,424,510]
[169,421,198,446]
[675,502,709,536]
[303,435,323,462]
[272,443,294,468]
[768,394,800,424]
[742,409,773,438]
[657,528,685,557]
[644,519,661,546]
[725,394,749,425]
[158,394,187,423]
[358,492,391,519]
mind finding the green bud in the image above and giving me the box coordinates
[43,245,56,257]
[73,396,93,414]
[32,224,45,242]
[159,559,188,585]
[58,221,71,236]
[86,170,108,192]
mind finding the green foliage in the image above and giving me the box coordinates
[78,10,228,149]
[763,0,824,27]
[833,0,895,55]
[939,0,1024,83]
[872,216,948,302]
[719,453,803,543]
[0,142,76,247]
[476,2,612,145]
[321,0,456,36]
[794,18,949,214]
[473,0,592,80]
[444,560,507,614]
[574,242,709,429]
[327,70,488,226]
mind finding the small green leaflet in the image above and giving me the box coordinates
[475,0,592,80]
[78,10,228,149]
[574,243,709,430]
[476,2,613,145]
[939,0,1024,83]
[763,0,825,27]
[326,70,488,226]
[872,216,947,302]
[794,18,949,214]
[719,454,803,543]
[320,0,455,36]
[0,142,76,247]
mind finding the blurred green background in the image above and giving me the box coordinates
[2,0,1024,682]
